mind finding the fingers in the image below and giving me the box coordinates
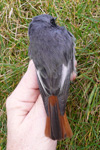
[75,60,77,67]
[7,95,57,150]
[70,60,77,81]
[70,72,77,81]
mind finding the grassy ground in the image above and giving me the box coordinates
[0,0,100,149]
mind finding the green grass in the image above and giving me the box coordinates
[0,0,100,149]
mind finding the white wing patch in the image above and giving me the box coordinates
[37,70,49,95]
[60,63,70,90]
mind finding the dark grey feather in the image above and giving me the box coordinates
[49,102,62,140]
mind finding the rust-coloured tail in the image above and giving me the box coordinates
[45,96,73,140]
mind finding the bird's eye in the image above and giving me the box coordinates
[50,18,56,26]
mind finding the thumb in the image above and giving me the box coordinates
[6,60,40,126]
[8,60,39,103]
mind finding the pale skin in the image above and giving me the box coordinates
[6,60,77,150]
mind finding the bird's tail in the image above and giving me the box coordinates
[45,96,73,140]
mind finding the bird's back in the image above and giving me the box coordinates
[29,22,73,74]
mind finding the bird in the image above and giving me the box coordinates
[28,14,76,140]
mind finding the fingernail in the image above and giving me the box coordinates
[70,72,77,81]
[28,59,33,66]
[27,60,34,70]
[29,60,33,65]
[75,60,77,67]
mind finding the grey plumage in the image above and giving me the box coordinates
[28,14,76,139]
[28,14,75,115]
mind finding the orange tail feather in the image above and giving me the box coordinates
[45,96,73,140]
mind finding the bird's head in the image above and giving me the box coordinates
[28,14,57,37]
[32,14,57,26]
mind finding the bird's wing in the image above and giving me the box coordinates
[57,30,76,115]
[36,65,62,115]
[58,61,72,115]
[36,71,49,115]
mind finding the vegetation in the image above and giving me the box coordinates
[0,0,100,149]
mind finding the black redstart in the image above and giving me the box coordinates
[28,14,76,140]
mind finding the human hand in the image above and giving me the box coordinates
[6,60,57,150]
[6,60,77,150]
